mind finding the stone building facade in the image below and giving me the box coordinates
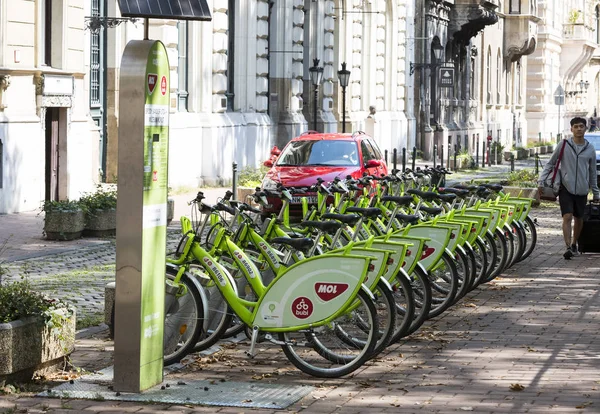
[2,0,599,213]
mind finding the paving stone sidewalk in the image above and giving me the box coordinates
[2,204,599,413]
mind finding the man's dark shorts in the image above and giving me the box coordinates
[559,187,587,217]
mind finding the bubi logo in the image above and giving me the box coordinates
[147,74,158,95]
[420,246,435,260]
[315,283,348,301]
[160,76,167,95]
[291,297,313,319]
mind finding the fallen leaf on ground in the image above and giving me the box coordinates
[510,383,525,391]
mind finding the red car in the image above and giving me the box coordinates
[261,131,388,216]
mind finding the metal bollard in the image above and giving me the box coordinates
[402,148,406,172]
[433,145,437,168]
[510,154,515,172]
[412,147,417,171]
[535,154,540,175]
[384,150,388,165]
[440,146,444,169]
[453,144,458,171]
[232,162,238,200]
[393,148,397,173]
[476,141,479,167]
[482,141,486,168]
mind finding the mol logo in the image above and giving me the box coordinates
[315,283,348,301]
[291,297,313,319]
[147,73,158,95]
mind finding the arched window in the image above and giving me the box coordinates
[497,50,502,103]
[487,48,492,104]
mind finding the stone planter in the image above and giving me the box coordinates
[504,150,517,162]
[237,187,257,204]
[44,210,86,240]
[84,208,116,237]
[516,148,529,160]
[0,309,76,382]
[539,146,547,154]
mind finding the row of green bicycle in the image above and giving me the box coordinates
[161,173,537,378]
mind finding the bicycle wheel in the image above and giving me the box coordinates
[427,251,459,319]
[476,234,497,286]
[389,272,416,343]
[483,229,508,283]
[503,225,516,269]
[164,268,204,366]
[342,280,395,358]
[279,289,378,378]
[516,216,537,262]
[471,238,489,287]
[191,280,234,352]
[406,265,432,336]
[452,246,471,303]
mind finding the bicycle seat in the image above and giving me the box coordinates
[453,184,478,192]
[406,189,440,202]
[238,203,262,214]
[321,213,361,226]
[381,195,414,207]
[300,220,343,234]
[213,202,236,215]
[395,213,420,225]
[420,206,444,216]
[345,207,383,218]
[482,183,503,192]
[438,187,470,198]
[437,193,457,203]
[269,237,314,252]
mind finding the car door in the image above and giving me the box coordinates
[367,139,388,175]
[360,140,382,177]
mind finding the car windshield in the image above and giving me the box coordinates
[585,134,600,150]
[276,140,360,166]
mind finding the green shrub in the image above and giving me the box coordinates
[238,165,268,188]
[507,169,538,187]
[79,185,117,211]
[41,199,82,213]
[0,280,70,323]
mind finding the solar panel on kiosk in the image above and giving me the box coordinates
[117,0,211,21]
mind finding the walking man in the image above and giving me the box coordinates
[538,117,600,259]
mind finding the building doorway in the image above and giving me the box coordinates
[45,107,60,201]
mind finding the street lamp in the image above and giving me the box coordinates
[309,58,324,131]
[409,41,444,75]
[337,62,351,133]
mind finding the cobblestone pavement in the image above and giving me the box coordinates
[3,180,600,412]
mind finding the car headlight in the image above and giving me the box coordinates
[261,177,279,190]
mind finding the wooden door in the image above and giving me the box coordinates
[45,108,59,201]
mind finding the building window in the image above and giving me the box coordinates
[516,62,522,104]
[596,6,600,44]
[225,0,235,111]
[486,49,492,104]
[177,21,189,111]
[90,0,101,107]
[42,0,52,66]
[509,0,521,14]
[470,57,476,99]
[0,139,3,189]
[496,51,501,103]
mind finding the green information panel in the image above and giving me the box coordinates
[139,42,170,390]
[114,40,170,393]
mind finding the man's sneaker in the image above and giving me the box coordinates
[564,247,573,260]
[571,244,580,256]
